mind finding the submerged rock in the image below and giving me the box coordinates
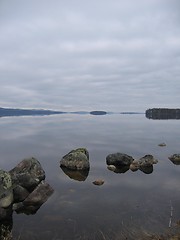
[168,154,180,165]
[0,170,13,208]
[60,148,90,170]
[106,153,134,166]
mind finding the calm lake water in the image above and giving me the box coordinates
[0,114,180,239]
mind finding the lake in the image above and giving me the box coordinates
[0,113,180,239]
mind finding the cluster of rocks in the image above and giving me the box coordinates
[0,157,54,222]
[59,148,160,183]
[106,153,158,174]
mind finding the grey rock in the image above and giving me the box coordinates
[168,154,180,165]
[0,206,13,221]
[107,165,116,171]
[23,181,54,206]
[13,185,30,203]
[138,155,158,167]
[13,181,54,215]
[60,148,90,170]
[9,157,45,191]
[92,179,104,186]
[0,170,13,208]
[130,161,140,172]
[106,153,134,166]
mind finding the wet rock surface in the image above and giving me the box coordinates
[92,179,104,186]
[9,157,45,191]
[106,153,134,166]
[0,157,54,222]
[0,170,13,208]
[169,154,180,165]
[60,148,90,170]
[106,154,158,174]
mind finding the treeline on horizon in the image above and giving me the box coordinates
[146,108,180,119]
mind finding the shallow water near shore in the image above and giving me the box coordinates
[0,113,180,239]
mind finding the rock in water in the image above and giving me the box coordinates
[138,154,158,167]
[60,148,90,170]
[130,161,140,172]
[0,170,13,208]
[107,165,116,171]
[158,143,166,147]
[9,157,45,191]
[92,179,104,186]
[168,154,180,165]
[106,153,134,166]
[13,181,54,214]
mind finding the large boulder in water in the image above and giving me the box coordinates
[60,148,90,170]
[106,153,134,166]
[9,157,45,191]
[13,181,54,215]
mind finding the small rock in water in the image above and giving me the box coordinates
[158,143,166,147]
[168,154,180,165]
[107,165,116,171]
[92,179,104,186]
[130,161,139,172]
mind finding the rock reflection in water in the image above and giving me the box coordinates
[139,165,153,174]
[113,165,130,174]
[60,166,89,181]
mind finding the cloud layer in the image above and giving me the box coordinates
[0,0,180,111]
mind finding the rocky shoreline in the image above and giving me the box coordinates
[0,158,54,239]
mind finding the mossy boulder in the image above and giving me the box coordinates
[9,157,45,191]
[0,170,13,208]
[60,148,90,170]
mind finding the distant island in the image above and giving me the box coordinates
[146,108,180,119]
[90,111,107,115]
[0,107,65,117]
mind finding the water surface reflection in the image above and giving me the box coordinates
[0,114,180,239]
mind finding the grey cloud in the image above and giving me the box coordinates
[0,0,180,111]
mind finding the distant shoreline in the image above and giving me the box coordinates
[1,107,180,119]
[0,107,144,117]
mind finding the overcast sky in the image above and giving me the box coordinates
[0,0,180,111]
